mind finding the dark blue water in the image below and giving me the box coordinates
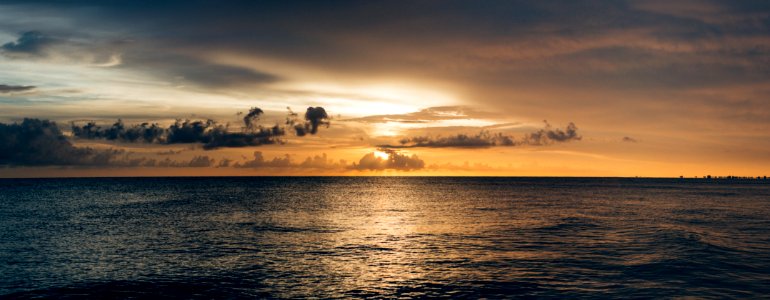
[1,177,769,299]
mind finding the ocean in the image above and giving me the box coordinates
[1,177,769,298]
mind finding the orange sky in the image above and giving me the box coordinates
[1,1,769,177]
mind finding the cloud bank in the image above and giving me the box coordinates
[380,122,581,148]
[72,119,282,150]
[350,149,425,171]
[71,106,329,149]
[0,118,123,166]
[233,150,425,171]
[0,118,239,168]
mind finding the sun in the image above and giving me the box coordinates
[373,151,390,160]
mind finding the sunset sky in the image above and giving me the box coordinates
[1,0,769,177]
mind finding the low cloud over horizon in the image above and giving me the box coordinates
[0,113,431,172]
[70,106,330,149]
[379,122,581,149]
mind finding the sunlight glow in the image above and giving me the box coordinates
[282,82,458,117]
[373,150,390,160]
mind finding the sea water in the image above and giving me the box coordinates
[1,177,769,298]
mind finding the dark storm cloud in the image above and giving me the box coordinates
[241,107,264,131]
[5,1,770,91]
[350,149,425,171]
[72,119,283,150]
[0,118,243,167]
[303,107,329,135]
[81,1,769,75]
[0,31,53,57]
[287,107,330,136]
[0,84,35,93]
[0,118,123,166]
[72,120,165,143]
[167,120,283,150]
[380,122,581,149]
[70,106,329,149]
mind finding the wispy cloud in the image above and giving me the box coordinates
[1,31,53,57]
[344,106,498,124]
[0,84,35,93]
[380,122,581,148]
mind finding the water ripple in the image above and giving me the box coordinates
[1,177,769,298]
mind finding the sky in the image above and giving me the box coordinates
[1,0,769,177]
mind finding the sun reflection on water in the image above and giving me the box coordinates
[4,178,769,298]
